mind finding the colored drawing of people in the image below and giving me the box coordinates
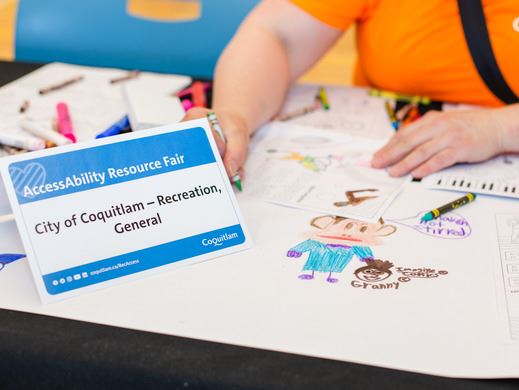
[287,215,396,283]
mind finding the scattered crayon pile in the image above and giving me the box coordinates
[370,88,443,131]
[0,71,215,157]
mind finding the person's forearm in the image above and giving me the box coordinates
[212,22,290,134]
[211,0,342,135]
[498,103,519,153]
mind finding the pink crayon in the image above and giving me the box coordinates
[56,102,76,143]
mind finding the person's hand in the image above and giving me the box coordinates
[182,107,251,180]
[371,108,511,178]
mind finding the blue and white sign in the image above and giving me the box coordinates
[0,119,252,303]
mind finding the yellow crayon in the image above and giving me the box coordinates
[385,101,399,130]
[369,89,431,105]
[317,86,330,110]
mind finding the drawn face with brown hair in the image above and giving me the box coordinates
[309,216,397,246]
[354,260,394,282]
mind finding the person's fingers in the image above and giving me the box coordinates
[211,128,226,157]
[181,107,209,121]
[182,107,227,156]
[387,135,450,177]
[236,166,245,181]
[371,111,443,169]
[222,125,249,178]
[181,107,249,179]
[372,126,431,169]
[410,148,459,178]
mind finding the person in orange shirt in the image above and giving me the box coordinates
[184,0,519,180]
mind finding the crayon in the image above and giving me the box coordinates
[39,76,84,95]
[96,115,131,139]
[231,173,242,192]
[0,132,45,151]
[385,101,399,130]
[0,214,15,224]
[369,89,431,105]
[395,103,413,121]
[207,111,226,143]
[275,99,321,121]
[402,106,420,126]
[206,111,242,191]
[19,100,30,113]
[1,145,27,155]
[317,86,330,110]
[110,70,140,84]
[56,102,77,143]
[20,118,72,146]
[421,193,476,222]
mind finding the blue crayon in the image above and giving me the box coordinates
[96,115,130,139]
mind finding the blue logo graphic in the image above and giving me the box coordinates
[9,163,46,198]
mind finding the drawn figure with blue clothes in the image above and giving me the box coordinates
[287,215,397,283]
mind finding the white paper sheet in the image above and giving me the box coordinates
[0,62,190,142]
[0,183,518,378]
[277,85,395,139]
[494,213,519,342]
[243,122,407,222]
[123,74,190,130]
[422,155,519,199]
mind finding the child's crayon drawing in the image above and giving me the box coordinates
[287,215,397,283]
[350,260,448,290]
[354,259,394,282]
[389,211,471,239]
[281,151,332,173]
[334,189,379,207]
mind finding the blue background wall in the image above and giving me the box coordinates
[15,0,258,78]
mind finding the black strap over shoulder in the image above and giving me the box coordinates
[458,0,519,104]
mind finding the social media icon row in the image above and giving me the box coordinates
[51,272,89,286]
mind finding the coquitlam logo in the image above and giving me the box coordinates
[202,232,239,247]
[9,163,47,198]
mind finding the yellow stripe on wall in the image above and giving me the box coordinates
[127,0,201,22]
[0,0,17,60]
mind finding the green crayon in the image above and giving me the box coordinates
[421,193,476,222]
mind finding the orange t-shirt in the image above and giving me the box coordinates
[291,0,519,107]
